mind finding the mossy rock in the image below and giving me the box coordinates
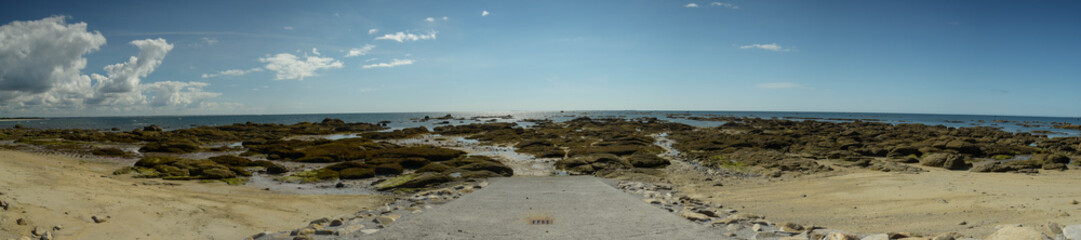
[251,160,288,174]
[277,169,339,183]
[140,139,201,153]
[340,168,376,179]
[626,154,670,168]
[456,161,513,176]
[135,156,182,168]
[374,163,404,175]
[208,155,253,166]
[416,162,452,173]
[91,147,130,157]
[200,168,238,179]
[375,172,452,191]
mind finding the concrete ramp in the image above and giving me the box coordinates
[350,176,721,239]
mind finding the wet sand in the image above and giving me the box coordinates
[0,150,389,240]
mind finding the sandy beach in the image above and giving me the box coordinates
[0,150,389,240]
[672,165,1081,237]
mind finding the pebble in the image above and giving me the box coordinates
[752,223,762,232]
[32,226,45,236]
[16,218,28,225]
[91,216,107,223]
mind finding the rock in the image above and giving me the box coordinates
[987,226,1051,240]
[779,222,805,233]
[931,232,963,240]
[292,236,313,240]
[296,228,315,236]
[1045,223,1064,236]
[679,210,710,221]
[314,229,334,235]
[329,219,344,227]
[696,209,720,218]
[19,237,32,240]
[52,225,62,231]
[752,223,762,232]
[712,213,761,224]
[39,231,53,240]
[360,229,380,234]
[826,232,860,240]
[335,224,364,236]
[374,215,397,225]
[16,218,28,225]
[861,233,889,240]
[1062,224,1081,240]
[91,216,107,223]
[250,232,271,239]
[309,217,330,225]
[0,199,8,210]
[32,227,45,236]
[921,153,971,170]
[375,173,452,191]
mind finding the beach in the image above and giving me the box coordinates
[0,150,388,240]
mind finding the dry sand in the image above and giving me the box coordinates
[673,165,1081,237]
[0,150,389,240]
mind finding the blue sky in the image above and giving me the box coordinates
[1,0,1079,117]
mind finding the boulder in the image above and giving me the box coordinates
[679,210,710,221]
[986,226,1051,240]
[627,154,670,168]
[887,146,922,158]
[1062,224,1081,240]
[920,153,971,170]
[374,173,452,191]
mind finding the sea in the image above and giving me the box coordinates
[3,111,1080,138]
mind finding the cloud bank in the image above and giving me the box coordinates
[0,16,224,113]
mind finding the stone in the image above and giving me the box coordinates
[1062,224,1081,240]
[296,228,315,236]
[52,225,62,231]
[920,153,971,170]
[16,218,28,225]
[360,229,380,234]
[292,236,313,240]
[861,233,889,240]
[825,232,860,240]
[696,209,720,218]
[309,217,330,225]
[19,237,32,240]
[679,210,710,221]
[752,223,763,232]
[39,231,53,240]
[725,224,743,232]
[250,232,270,239]
[713,213,761,224]
[0,199,8,210]
[329,219,344,227]
[336,224,364,236]
[91,216,107,223]
[779,222,805,233]
[32,227,45,236]
[314,229,334,235]
[374,216,396,225]
[1045,223,1064,236]
[987,226,1051,240]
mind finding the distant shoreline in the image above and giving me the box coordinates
[0,118,45,122]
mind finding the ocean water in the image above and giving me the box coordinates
[2,111,1080,137]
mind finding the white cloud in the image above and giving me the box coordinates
[201,68,264,78]
[482,11,490,16]
[91,38,173,94]
[283,26,293,30]
[142,81,221,107]
[709,2,739,9]
[368,28,379,35]
[0,16,225,113]
[362,59,414,69]
[312,48,321,56]
[685,3,699,8]
[739,43,792,52]
[757,82,806,89]
[442,16,449,21]
[375,31,437,42]
[345,44,376,58]
[426,17,435,22]
[200,37,218,46]
[259,51,343,80]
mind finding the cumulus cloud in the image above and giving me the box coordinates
[757,82,806,89]
[426,17,435,22]
[260,50,343,80]
[482,11,490,16]
[739,43,792,52]
[0,16,104,94]
[375,31,437,42]
[368,28,379,35]
[143,81,221,107]
[685,3,699,8]
[345,44,376,57]
[201,68,264,78]
[362,59,414,69]
[710,2,739,9]
[0,16,225,113]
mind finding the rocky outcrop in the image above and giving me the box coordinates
[920,153,971,170]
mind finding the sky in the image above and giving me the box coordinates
[1,0,1079,118]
